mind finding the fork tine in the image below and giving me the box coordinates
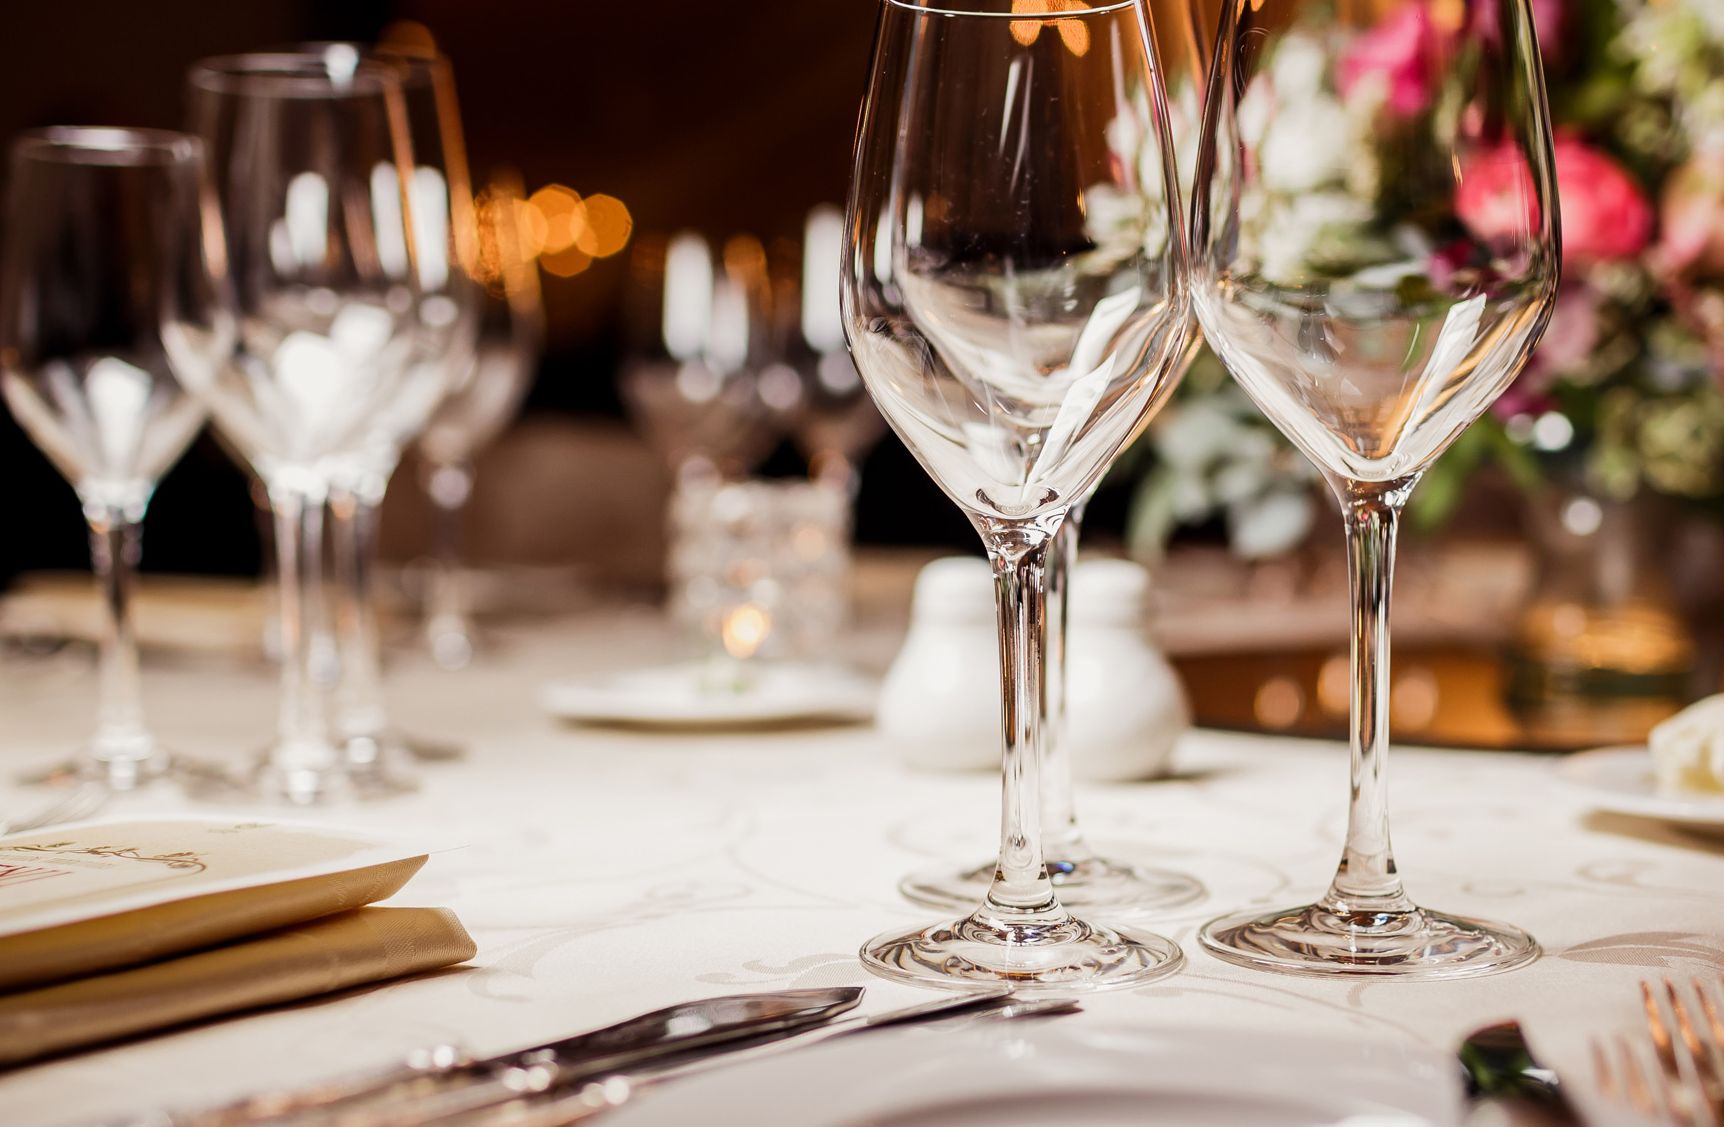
[1650,980,1685,1079]
[1687,979,1724,1127]
[1594,1037,1618,1102]
[1620,1032,1658,1116]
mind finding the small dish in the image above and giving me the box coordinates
[541,661,876,729]
[1557,746,1724,833]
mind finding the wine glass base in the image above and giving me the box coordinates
[861,912,1184,995]
[900,855,1205,917]
[20,748,215,793]
[183,750,416,807]
[1199,902,1539,979]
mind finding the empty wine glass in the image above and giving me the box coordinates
[1193,0,1560,976]
[417,170,545,671]
[898,0,1212,919]
[178,52,423,804]
[307,46,484,780]
[846,0,1194,992]
[776,205,885,492]
[621,232,782,484]
[0,128,218,792]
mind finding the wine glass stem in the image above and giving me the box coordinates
[425,459,475,642]
[269,483,336,770]
[1041,501,1087,861]
[976,524,1069,929]
[331,487,387,740]
[85,504,150,763]
[1322,478,1418,917]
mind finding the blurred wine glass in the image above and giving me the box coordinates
[180,51,423,804]
[0,127,218,792]
[621,232,782,484]
[300,45,484,780]
[417,171,546,671]
[1192,0,1561,976]
[772,206,885,492]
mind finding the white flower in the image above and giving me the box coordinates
[1260,94,1350,193]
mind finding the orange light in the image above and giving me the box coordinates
[573,193,633,258]
[540,242,592,278]
[527,185,587,256]
[1009,0,1092,55]
[379,19,438,57]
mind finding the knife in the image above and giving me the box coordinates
[173,986,864,1127]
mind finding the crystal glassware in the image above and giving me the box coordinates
[845,0,1194,992]
[0,128,218,791]
[417,170,545,671]
[621,232,782,485]
[308,46,484,782]
[178,52,424,804]
[897,0,1212,919]
[1192,0,1561,976]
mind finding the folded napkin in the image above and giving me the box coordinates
[0,907,475,1067]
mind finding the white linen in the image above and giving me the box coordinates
[0,604,1719,1125]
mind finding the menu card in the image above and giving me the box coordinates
[0,817,435,991]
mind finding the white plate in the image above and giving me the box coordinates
[541,662,876,728]
[605,1022,1462,1127]
[1557,746,1724,832]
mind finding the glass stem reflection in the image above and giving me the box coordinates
[330,487,388,742]
[1322,476,1420,919]
[977,521,1067,929]
[85,503,151,765]
[423,458,476,668]
[1041,501,1088,866]
[269,483,336,771]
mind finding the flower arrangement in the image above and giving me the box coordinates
[1125,0,1724,557]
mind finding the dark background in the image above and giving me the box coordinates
[0,0,1149,583]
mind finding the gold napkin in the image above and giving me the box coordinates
[0,907,476,1067]
[0,855,428,993]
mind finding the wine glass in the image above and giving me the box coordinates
[897,0,1212,918]
[178,52,423,804]
[776,205,885,492]
[1192,0,1560,975]
[306,46,484,780]
[621,232,781,484]
[417,170,545,671]
[845,0,1194,991]
[0,128,218,792]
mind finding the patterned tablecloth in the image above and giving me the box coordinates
[0,603,1719,1126]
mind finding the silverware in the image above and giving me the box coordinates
[1457,1020,1580,1125]
[171,986,864,1127]
[420,992,1078,1127]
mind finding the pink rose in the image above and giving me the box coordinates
[1456,137,1651,266]
[1659,148,1724,277]
[1553,138,1653,264]
[1339,4,1439,117]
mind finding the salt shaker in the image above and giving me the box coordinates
[878,556,999,771]
[1066,558,1188,781]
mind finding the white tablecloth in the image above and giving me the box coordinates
[0,604,1720,1126]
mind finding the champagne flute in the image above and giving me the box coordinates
[1193,0,1560,975]
[418,171,545,671]
[309,46,483,780]
[846,0,1194,991]
[898,0,1212,918]
[0,128,217,791]
[179,52,423,804]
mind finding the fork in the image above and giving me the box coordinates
[1592,977,1724,1126]
[0,781,107,837]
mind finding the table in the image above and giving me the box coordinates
[1,600,1721,1126]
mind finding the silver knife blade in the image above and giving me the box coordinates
[175,986,864,1127]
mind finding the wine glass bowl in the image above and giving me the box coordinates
[1191,0,1561,977]
[845,0,1193,992]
